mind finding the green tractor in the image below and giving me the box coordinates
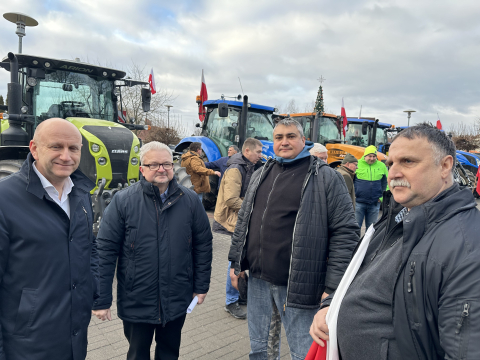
[0,52,151,232]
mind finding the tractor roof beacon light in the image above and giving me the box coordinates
[3,12,38,54]
[403,109,416,127]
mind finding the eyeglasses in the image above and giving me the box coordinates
[142,163,173,171]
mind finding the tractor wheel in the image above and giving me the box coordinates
[0,160,23,179]
[175,166,195,192]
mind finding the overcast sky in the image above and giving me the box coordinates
[1,0,479,131]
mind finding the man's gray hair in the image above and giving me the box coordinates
[140,141,173,164]
[392,122,456,172]
[310,143,327,155]
[274,118,304,137]
[229,145,240,153]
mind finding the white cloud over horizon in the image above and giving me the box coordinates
[1,0,479,132]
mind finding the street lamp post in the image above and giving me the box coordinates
[165,105,173,128]
[3,12,38,54]
[403,109,416,127]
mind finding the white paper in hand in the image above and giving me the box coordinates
[187,296,199,314]
[325,224,376,360]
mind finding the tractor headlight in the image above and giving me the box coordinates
[91,143,100,153]
[131,157,138,166]
[134,145,139,153]
[27,77,37,87]
[98,157,107,166]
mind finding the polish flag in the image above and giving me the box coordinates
[118,110,127,123]
[199,69,208,121]
[148,68,156,95]
[341,98,348,137]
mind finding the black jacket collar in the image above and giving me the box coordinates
[22,153,95,199]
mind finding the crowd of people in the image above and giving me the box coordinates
[0,117,478,360]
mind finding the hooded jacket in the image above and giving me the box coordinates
[323,184,480,359]
[93,177,213,326]
[354,147,388,204]
[181,151,216,194]
[336,165,356,209]
[228,155,359,308]
[0,154,97,360]
[213,153,256,233]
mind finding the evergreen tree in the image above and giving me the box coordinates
[0,95,4,113]
[314,85,324,114]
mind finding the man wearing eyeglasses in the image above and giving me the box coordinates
[92,141,213,360]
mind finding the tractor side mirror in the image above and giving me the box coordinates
[141,88,151,112]
[362,121,369,135]
[218,102,229,117]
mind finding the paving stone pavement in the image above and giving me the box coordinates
[86,211,290,360]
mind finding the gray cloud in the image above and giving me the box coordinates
[0,0,479,132]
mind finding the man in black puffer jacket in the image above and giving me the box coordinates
[92,141,212,360]
[311,123,480,360]
[228,118,359,360]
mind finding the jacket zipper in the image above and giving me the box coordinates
[407,261,420,323]
[238,162,269,272]
[285,169,312,312]
[455,302,470,335]
[152,192,161,323]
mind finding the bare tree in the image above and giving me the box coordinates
[281,99,300,114]
[119,61,175,127]
[447,120,480,151]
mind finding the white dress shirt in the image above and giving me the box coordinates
[33,162,74,218]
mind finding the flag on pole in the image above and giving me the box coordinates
[341,98,348,137]
[436,119,442,130]
[199,69,208,121]
[118,109,127,123]
[148,68,156,95]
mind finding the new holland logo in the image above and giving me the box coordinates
[112,149,129,154]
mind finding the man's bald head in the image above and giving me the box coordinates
[30,118,83,189]
[33,118,82,145]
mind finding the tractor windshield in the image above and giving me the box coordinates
[295,115,340,144]
[376,127,389,147]
[345,123,369,147]
[32,70,115,127]
[204,106,274,156]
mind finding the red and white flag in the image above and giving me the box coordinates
[341,98,348,137]
[436,117,442,130]
[148,68,156,95]
[118,109,127,123]
[199,69,208,121]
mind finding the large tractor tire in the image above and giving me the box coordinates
[0,160,23,179]
[174,166,195,192]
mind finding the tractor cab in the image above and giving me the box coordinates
[0,53,151,231]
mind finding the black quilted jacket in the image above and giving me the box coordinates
[228,156,359,309]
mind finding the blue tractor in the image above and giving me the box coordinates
[175,95,277,209]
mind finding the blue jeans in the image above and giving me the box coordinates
[355,201,381,230]
[247,276,317,360]
[226,261,239,305]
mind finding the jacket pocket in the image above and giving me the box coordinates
[13,288,37,337]
[455,300,471,359]
[124,229,137,292]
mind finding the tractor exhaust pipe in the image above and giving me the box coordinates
[238,95,248,150]
[1,52,29,146]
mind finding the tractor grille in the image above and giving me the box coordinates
[83,125,133,188]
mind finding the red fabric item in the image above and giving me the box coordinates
[304,342,327,360]
[199,69,208,121]
[118,110,127,123]
[148,68,156,95]
[341,98,348,137]
[476,166,480,196]
[436,119,442,130]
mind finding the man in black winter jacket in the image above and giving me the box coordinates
[228,118,359,360]
[311,123,480,360]
[0,118,98,360]
[92,141,213,360]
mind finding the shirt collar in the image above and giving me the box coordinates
[32,161,74,197]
